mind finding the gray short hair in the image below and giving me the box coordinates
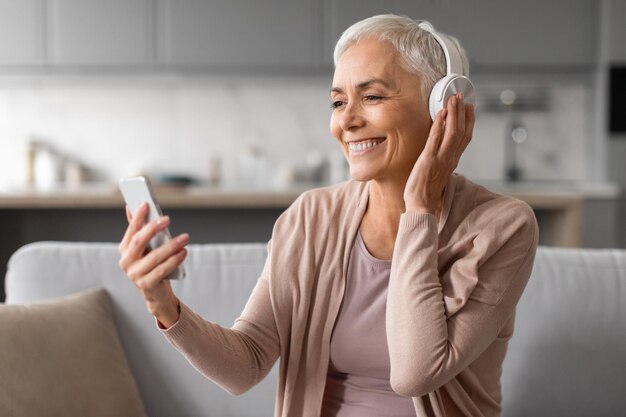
[333,14,470,97]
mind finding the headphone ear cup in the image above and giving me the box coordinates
[428,76,450,121]
[428,74,476,121]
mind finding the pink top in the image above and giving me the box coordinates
[321,231,415,417]
[161,175,539,416]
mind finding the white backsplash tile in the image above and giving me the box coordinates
[459,75,592,182]
[0,74,593,189]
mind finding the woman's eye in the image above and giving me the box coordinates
[365,95,382,102]
[331,100,344,109]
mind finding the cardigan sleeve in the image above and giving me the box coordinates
[160,243,280,396]
[386,201,538,397]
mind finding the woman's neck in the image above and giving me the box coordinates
[367,179,406,226]
[359,178,407,260]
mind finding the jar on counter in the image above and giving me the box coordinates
[33,143,62,190]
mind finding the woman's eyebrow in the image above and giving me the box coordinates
[331,79,392,94]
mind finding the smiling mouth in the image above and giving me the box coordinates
[348,138,386,153]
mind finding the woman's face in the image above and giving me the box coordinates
[330,38,432,183]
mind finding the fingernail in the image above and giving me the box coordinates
[459,92,464,101]
[177,233,190,245]
[140,202,148,210]
[156,216,170,226]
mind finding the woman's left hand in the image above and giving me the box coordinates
[404,93,475,217]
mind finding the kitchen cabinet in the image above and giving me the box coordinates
[323,0,598,70]
[609,0,626,63]
[157,0,321,70]
[0,0,44,66]
[0,0,603,72]
[48,0,153,66]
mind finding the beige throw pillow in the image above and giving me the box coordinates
[0,288,147,417]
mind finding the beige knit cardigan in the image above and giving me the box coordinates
[162,173,539,417]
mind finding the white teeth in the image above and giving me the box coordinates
[348,139,384,152]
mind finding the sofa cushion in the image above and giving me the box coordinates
[501,246,626,417]
[0,288,147,417]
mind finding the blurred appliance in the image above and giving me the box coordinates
[609,66,626,133]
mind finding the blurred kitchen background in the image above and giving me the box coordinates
[0,0,625,299]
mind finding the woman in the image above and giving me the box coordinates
[119,14,538,417]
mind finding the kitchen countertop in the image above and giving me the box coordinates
[0,183,307,209]
[477,180,621,199]
[0,180,620,248]
[0,180,620,209]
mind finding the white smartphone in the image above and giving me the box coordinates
[119,176,186,280]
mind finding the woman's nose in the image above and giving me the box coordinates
[338,101,365,131]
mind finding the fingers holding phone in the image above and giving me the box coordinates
[119,202,149,259]
[126,225,189,289]
[117,176,190,327]
[119,209,178,279]
[118,211,187,323]
[119,176,186,280]
[135,235,189,290]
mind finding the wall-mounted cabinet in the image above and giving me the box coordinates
[609,0,626,63]
[0,0,602,73]
[0,0,45,66]
[323,0,598,70]
[157,0,321,70]
[47,0,153,67]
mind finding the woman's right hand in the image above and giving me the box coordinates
[118,202,190,328]
[404,93,474,217]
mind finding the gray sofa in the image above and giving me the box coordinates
[3,242,626,417]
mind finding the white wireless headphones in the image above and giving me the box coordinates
[418,21,476,121]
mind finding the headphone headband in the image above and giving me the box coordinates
[418,21,465,76]
[418,20,475,121]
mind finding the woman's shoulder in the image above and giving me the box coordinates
[450,174,538,240]
[453,174,534,215]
